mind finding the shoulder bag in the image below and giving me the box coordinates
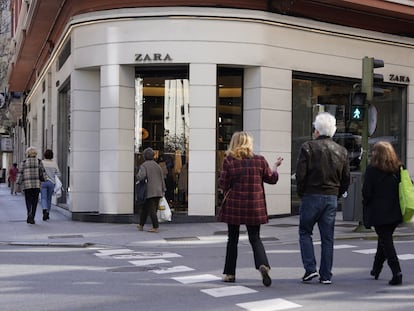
[399,166,414,223]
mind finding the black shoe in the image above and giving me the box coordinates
[43,210,49,221]
[389,273,402,285]
[259,265,271,287]
[302,271,319,282]
[28,218,35,224]
[370,269,381,280]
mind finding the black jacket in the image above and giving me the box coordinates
[362,165,402,227]
[296,136,350,198]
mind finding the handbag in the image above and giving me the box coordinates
[399,166,414,223]
[157,196,172,222]
[38,159,46,182]
[135,179,147,205]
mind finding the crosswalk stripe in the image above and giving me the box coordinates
[129,259,170,266]
[111,252,181,259]
[398,254,414,260]
[151,266,195,274]
[201,285,257,297]
[172,274,221,284]
[352,249,377,254]
[94,248,135,256]
[334,244,357,249]
[236,298,302,311]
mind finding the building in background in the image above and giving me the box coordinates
[5,0,414,222]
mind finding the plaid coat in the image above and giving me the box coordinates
[218,154,279,225]
[16,157,48,191]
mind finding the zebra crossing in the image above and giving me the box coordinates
[91,241,414,311]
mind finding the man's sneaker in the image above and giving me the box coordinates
[319,279,332,284]
[302,271,319,282]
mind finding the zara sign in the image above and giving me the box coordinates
[134,53,173,62]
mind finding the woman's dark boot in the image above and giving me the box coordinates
[389,273,402,285]
[388,259,402,285]
[43,210,49,221]
[370,268,381,280]
[370,259,383,280]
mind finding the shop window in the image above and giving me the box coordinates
[291,72,406,213]
[134,67,189,214]
[216,67,243,211]
[57,39,71,70]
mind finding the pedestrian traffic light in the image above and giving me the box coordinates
[361,57,384,101]
[350,92,366,121]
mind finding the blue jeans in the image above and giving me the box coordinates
[41,180,55,211]
[299,194,337,281]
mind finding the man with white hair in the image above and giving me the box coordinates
[295,112,350,284]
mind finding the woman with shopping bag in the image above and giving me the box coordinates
[136,148,166,233]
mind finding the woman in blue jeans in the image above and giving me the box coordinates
[41,149,61,221]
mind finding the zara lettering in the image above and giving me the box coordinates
[135,53,173,62]
[389,74,410,83]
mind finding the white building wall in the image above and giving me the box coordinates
[188,63,217,216]
[71,69,100,212]
[244,67,292,215]
[23,7,414,217]
[99,65,135,214]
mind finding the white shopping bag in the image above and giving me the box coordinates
[157,196,172,222]
[54,175,63,198]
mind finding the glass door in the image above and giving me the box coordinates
[134,66,189,214]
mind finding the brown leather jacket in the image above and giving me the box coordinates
[296,136,350,198]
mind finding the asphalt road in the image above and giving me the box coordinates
[1,183,414,311]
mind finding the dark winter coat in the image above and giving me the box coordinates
[218,154,278,225]
[296,136,350,198]
[362,165,402,227]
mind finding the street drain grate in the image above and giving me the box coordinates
[48,234,84,239]
[164,236,200,241]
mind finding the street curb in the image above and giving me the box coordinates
[2,241,94,248]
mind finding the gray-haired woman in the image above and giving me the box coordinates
[136,148,166,233]
[16,147,48,224]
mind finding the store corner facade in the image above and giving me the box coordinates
[9,6,414,222]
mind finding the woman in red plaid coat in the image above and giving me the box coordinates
[218,131,283,286]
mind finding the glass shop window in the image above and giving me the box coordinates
[291,72,406,213]
[216,67,243,211]
[134,66,189,214]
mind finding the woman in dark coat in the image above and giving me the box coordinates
[362,141,403,285]
[136,147,166,233]
[218,131,283,286]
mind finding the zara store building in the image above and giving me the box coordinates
[15,6,413,221]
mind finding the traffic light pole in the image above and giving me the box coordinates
[353,56,383,232]
[360,57,373,177]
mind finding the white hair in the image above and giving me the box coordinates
[313,112,337,137]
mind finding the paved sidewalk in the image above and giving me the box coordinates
[1,183,413,248]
